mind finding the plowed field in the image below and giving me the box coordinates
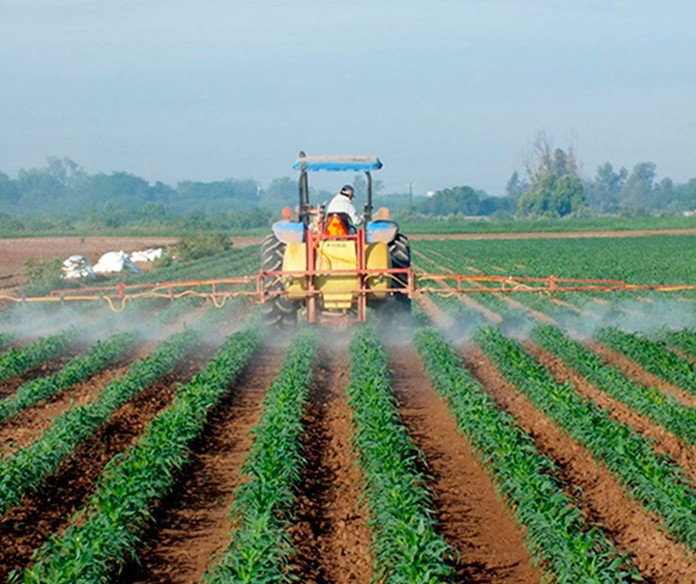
[0,233,695,582]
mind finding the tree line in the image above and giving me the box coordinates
[2,147,696,233]
[408,136,696,220]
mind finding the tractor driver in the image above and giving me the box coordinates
[325,184,363,228]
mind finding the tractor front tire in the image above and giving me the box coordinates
[261,234,297,327]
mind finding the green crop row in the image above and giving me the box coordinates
[347,324,454,582]
[0,331,13,350]
[129,246,259,286]
[477,326,696,550]
[203,329,317,583]
[0,326,200,516]
[417,236,696,285]
[661,328,696,357]
[0,331,137,424]
[415,248,533,327]
[132,295,207,326]
[422,249,539,323]
[413,327,638,582]
[0,327,77,383]
[20,326,261,583]
[596,327,696,397]
[532,324,696,445]
[416,239,696,308]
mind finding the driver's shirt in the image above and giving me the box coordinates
[326,193,363,226]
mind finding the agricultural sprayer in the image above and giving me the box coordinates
[3,153,696,323]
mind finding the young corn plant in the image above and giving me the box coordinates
[596,327,696,397]
[202,328,317,583]
[661,327,696,357]
[476,325,696,551]
[0,326,200,517]
[414,327,639,583]
[19,325,261,583]
[0,326,77,383]
[0,331,14,350]
[347,324,454,583]
[0,331,137,424]
[532,324,696,445]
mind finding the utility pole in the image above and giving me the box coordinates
[408,182,413,211]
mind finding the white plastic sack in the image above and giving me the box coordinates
[61,255,96,280]
[130,247,163,263]
[93,251,142,274]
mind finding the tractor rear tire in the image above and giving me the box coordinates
[261,234,297,327]
[388,233,412,314]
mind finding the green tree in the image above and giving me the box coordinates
[261,177,297,209]
[414,186,484,215]
[505,171,529,200]
[620,162,657,210]
[174,179,260,213]
[518,174,585,218]
[45,157,81,187]
[655,177,676,209]
[586,162,626,213]
[352,174,384,200]
[517,134,585,218]
[675,178,696,211]
[0,172,20,208]
[16,168,66,212]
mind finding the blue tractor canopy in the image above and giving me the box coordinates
[293,153,382,226]
[293,154,383,173]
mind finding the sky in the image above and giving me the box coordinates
[1,0,695,196]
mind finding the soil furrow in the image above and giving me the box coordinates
[388,343,542,583]
[290,347,373,584]
[0,351,209,581]
[589,342,696,408]
[0,364,130,456]
[462,345,694,584]
[527,342,696,483]
[121,346,284,584]
[415,295,455,329]
[0,350,78,400]
[0,341,159,457]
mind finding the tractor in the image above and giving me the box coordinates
[5,154,687,316]
[260,153,411,325]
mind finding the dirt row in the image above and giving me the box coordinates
[0,325,694,582]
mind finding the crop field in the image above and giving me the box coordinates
[0,234,695,583]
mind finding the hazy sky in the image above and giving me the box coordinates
[1,1,695,195]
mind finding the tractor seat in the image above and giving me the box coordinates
[324,212,355,236]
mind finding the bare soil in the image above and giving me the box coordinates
[0,235,261,290]
[1,324,694,582]
[2,234,696,582]
[289,347,373,583]
[0,351,212,581]
[589,342,696,408]
[0,351,77,400]
[388,344,542,582]
[462,345,696,583]
[0,363,130,456]
[526,342,696,483]
[121,346,284,583]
